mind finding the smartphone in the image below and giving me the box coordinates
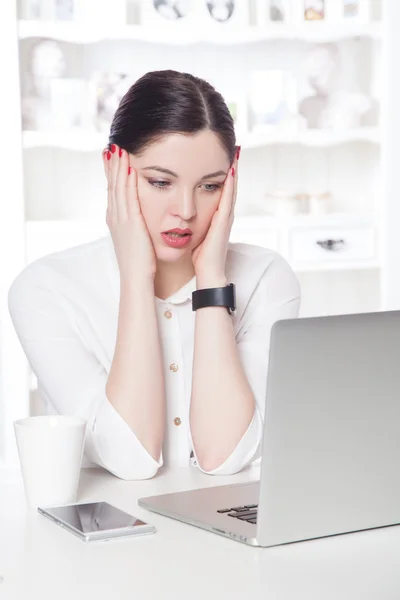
[37,501,156,542]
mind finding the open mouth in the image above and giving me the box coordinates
[165,232,190,238]
[161,231,193,248]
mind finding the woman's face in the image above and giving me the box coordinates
[131,130,231,264]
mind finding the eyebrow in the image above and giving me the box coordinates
[143,166,227,180]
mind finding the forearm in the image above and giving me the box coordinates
[106,279,165,461]
[190,282,255,472]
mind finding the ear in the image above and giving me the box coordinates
[102,148,110,178]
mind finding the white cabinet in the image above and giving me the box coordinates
[288,225,376,263]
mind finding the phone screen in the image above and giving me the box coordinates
[45,502,147,534]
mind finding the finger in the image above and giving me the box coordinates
[126,158,141,217]
[218,163,235,220]
[105,147,115,222]
[109,143,122,219]
[230,157,239,219]
[115,147,128,220]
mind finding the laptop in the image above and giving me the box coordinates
[138,311,400,547]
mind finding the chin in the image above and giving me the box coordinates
[155,246,191,264]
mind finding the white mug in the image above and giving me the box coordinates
[14,415,87,510]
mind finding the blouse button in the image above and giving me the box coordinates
[164,310,172,319]
[174,417,182,426]
[169,363,179,372]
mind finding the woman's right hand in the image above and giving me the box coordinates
[106,144,157,283]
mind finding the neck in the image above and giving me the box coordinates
[154,258,195,300]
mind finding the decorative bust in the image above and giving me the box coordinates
[21,39,66,130]
[299,43,372,130]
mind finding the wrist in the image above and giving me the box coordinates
[120,276,155,296]
[195,274,228,290]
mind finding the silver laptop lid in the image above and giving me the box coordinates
[257,310,400,547]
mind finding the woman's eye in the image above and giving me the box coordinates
[202,183,222,193]
[149,179,170,190]
[148,180,221,192]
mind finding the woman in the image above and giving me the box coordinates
[8,70,300,480]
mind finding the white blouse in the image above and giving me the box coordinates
[8,236,300,480]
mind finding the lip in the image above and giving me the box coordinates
[161,232,193,249]
[163,228,193,234]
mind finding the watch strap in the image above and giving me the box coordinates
[192,283,236,314]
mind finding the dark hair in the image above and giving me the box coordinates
[108,70,236,163]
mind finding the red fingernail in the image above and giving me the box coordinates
[231,167,235,177]
[119,148,123,157]
[128,167,132,175]
[236,145,241,160]
[111,144,116,154]
[106,151,111,161]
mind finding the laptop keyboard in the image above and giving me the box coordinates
[217,504,258,524]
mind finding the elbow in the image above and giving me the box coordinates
[105,461,161,481]
[86,438,162,481]
[198,458,245,476]
[195,450,239,475]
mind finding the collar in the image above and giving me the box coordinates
[155,275,196,305]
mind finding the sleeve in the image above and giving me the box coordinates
[194,254,301,476]
[8,268,162,481]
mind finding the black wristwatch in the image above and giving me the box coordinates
[192,283,236,315]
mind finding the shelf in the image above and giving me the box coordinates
[18,20,382,45]
[22,127,381,152]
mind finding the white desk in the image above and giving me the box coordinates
[1,465,400,599]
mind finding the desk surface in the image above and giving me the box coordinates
[1,465,400,599]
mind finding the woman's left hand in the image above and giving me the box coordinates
[192,157,238,288]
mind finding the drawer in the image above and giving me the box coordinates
[289,227,376,263]
[230,225,279,251]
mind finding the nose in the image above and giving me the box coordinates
[171,188,197,222]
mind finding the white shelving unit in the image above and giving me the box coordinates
[3,0,399,470]
[17,5,383,314]
[18,19,382,44]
